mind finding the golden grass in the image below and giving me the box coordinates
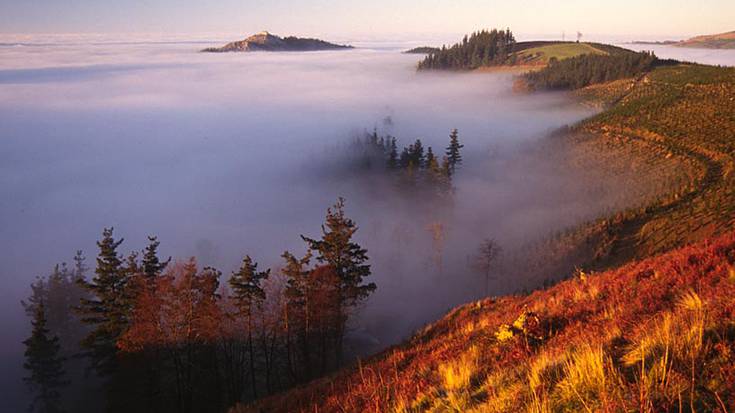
[237,233,735,413]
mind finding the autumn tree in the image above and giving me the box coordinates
[119,259,222,413]
[301,198,375,362]
[23,301,68,413]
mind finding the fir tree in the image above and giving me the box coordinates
[76,227,130,376]
[229,256,270,398]
[23,301,68,413]
[425,146,436,167]
[386,137,398,169]
[445,129,464,175]
[141,236,170,281]
[410,139,425,168]
[281,250,314,380]
[301,198,375,362]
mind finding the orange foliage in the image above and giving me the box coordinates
[118,259,222,352]
[237,231,735,412]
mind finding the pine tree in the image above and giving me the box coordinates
[386,137,398,169]
[410,139,425,168]
[425,146,436,168]
[229,256,270,398]
[141,236,170,281]
[445,129,464,175]
[301,198,375,362]
[76,227,130,376]
[281,250,313,380]
[23,301,68,413]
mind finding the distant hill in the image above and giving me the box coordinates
[417,32,633,71]
[677,30,735,49]
[201,31,353,52]
[403,46,440,54]
[632,31,735,49]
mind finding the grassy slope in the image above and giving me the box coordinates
[237,64,735,412]
[513,43,607,65]
[678,31,735,49]
[239,233,735,412]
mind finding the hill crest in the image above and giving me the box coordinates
[202,32,353,53]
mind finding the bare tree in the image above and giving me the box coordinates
[472,238,501,297]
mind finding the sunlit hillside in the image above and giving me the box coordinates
[238,230,735,413]
[236,63,735,413]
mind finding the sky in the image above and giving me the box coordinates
[0,0,733,39]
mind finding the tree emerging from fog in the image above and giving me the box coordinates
[23,301,68,413]
[345,128,463,196]
[23,199,373,412]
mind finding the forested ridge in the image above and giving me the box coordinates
[417,29,516,70]
[522,50,673,90]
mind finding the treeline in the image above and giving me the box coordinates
[347,129,464,193]
[417,29,516,70]
[21,199,375,413]
[522,50,660,90]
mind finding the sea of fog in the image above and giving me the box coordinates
[1,35,733,409]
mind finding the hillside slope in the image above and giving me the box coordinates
[574,64,735,269]
[238,231,735,412]
[677,31,735,49]
[236,63,735,413]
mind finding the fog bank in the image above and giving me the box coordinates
[3,36,734,410]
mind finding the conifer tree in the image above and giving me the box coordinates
[76,227,130,376]
[410,139,425,168]
[399,147,410,168]
[23,301,68,413]
[301,198,375,362]
[445,129,464,175]
[229,256,270,398]
[281,250,313,380]
[425,146,435,168]
[386,137,398,169]
[142,236,170,281]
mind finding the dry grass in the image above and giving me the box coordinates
[236,231,735,413]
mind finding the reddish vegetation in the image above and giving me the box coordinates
[239,231,735,412]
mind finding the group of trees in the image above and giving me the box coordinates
[349,129,464,193]
[417,29,516,70]
[523,50,660,90]
[22,199,375,413]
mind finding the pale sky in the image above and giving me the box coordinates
[0,0,733,38]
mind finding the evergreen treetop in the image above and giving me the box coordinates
[445,129,464,175]
[142,236,171,280]
[301,198,375,306]
[76,227,130,376]
[23,301,68,413]
[229,255,270,313]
